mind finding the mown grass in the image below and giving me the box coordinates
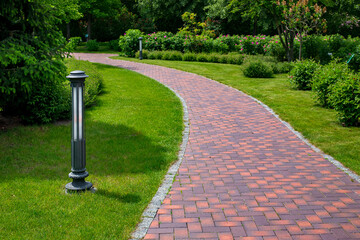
[0,61,183,239]
[111,56,360,176]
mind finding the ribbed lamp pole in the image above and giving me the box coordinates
[65,70,93,192]
[139,37,143,60]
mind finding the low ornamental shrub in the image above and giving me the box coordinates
[109,39,120,51]
[135,50,149,59]
[196,54,208,62]
[243,61,274,78]
[227,54,245,65]
[86,39,100,51]
[270,62,293,74]
[288,59,319,90]
[312,60,351,108]
[23,79,70,124]
[169,51,183,61]
[329,73,360,126]
[65,58,104,107]
[66,37,82,52]
[182,52,197,61]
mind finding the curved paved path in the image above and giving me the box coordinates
[74,53,360,240]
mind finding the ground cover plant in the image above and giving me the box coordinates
[111,55,360,176]
[0,60,183,239]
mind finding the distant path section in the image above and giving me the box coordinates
[73,53,360,240]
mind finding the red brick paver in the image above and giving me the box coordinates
[73,53,360,239]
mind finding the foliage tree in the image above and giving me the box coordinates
[325,0,360,36]
[78,0,124,40]
[137,0,210,32]
[280,0,327,60]
[0,0,77,123]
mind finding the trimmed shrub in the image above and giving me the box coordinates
[182,52,197,61]
[219,55,229,64]
[328,73,360,126]
[270,62,293,74]
[135,50,149,59]
[109,39,120,51]
[169,51,183,61]
[243,61,274,78]
[196,54,208,62]
[288,59,319,90]
[161,51,172,60]
[65,58,103,107]
[23,80,70,124]
[312,60,351,108]
[227,54,245,65]
[86,39,100,51]
[207,53,221,63]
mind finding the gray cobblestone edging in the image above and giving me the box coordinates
[130,82,190,240]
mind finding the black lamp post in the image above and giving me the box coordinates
[138,37,143,60]
[65,70,93,192]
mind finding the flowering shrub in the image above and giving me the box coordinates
[119,30,360,66]
[119,29,143,57]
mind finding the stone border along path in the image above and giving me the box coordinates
[73,53,360,240]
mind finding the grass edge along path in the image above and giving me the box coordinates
[110,56,360,177]
[0,61,183,239]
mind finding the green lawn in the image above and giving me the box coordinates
[0,62,183,239]
[111,56,360,176]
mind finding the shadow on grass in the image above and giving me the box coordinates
[96,189,141,203]
[0,120,170,181]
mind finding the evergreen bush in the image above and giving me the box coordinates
[288,59,319,90]
[243,61,274,78]
[312,60,351,108]
[329,73,360,126]
[86,40,100,51]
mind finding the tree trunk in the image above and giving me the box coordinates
[66,22,70,41]
[87,14,92,41]
[253,17,257,36]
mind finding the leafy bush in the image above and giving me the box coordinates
[270,62,293,74]
[66,37,82,52]
[23,81,70,124]
[182,52,197,61]
[312,60,351,108]
[227,54,245,65]
[288,59,319,90]
[147,51,164,60]
[109,39,120,51]
[169,51,183,61]
[302,35,330,64]
[65,58,103,107]
[118,29,143,57]
[219,55,229,63]
[196,54,208,62]
[86,40,100,51]
[207,53,220,63]
[135,50,149,59]
[243,61,274,78]
[329,73,360,126]
[347,45,360,72]
[161,51,172,60]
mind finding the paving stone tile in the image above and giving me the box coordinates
[75,53,360,240]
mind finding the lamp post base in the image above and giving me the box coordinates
[65,171,93,192]
[65,179,93,192]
